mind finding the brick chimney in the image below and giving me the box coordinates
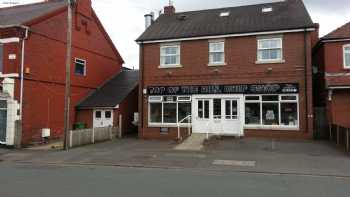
[76,0,92,18]
[164,5,175,15]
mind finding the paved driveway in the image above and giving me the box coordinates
[0,137,349,177]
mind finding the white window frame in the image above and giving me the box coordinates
[244,94,299,130]
[209,40,226,66]
[344,44,350,69]
[148,96,192,127]
[74,58,87,76]
[257,37,284,63]
[159,44,181,68]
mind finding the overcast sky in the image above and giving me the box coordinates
[1,0,350,69]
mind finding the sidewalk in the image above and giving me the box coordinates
[1,137,349,177]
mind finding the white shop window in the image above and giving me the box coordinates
[344,44,350,69]
[257,37,283,63]
[244,94,299,129]
[209,40,225,65]
[160,44,181,68]
[149,96,192,126]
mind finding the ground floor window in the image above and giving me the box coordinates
[149,96,192,125]
[245,94,299,128]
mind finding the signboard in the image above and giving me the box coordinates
[148,83,299,95]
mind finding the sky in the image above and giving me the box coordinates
[1,0,350,69]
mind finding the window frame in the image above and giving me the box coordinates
[208,40,226,66]
[74,58,87,76]
[148,96,192,127]
[257,37,284,63]
[343,44,350,69]
[159,43,181,68]
[244,94,299,130]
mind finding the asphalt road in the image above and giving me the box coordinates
[0,162,349,197]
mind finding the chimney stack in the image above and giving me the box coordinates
[164,5,175,15]
[144,12,154,29]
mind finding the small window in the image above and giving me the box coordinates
[0,100,7,109]
[344,45,350,68]
[209,41,225,65]
[75,58,86,76]
[257,38,283,62]
[220,12,230,17]
[95,111,102,119]
[160,44,180,67]
[105,111,112,119]
[245,96,260,101]
[177,96,191,102]
[262,7,273,13]
[149,96,163,102]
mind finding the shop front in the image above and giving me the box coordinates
[147,83,300,137]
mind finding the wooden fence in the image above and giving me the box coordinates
[69,127,118,148]
[329,124,350,151]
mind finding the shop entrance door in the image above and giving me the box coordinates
[192,95,244,136]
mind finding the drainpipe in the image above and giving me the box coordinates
[19,26,29,120]
[304,29,309,134]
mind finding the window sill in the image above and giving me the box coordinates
[158,65,183,69]
[208,63,227,67]
[148,123,191,128]
[244,125,299,131]
[255,60,285,64]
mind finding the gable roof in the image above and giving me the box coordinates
[137,0,315,42]
[322,22,350,40]
[77,70,139,109]
[0,0,67,26]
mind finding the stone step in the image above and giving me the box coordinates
[174,133,210,151]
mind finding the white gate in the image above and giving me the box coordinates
[192,95,244,137]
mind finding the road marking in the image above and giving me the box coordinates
[213,160,256,167]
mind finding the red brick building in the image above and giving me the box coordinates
[313,22,350,128]
[0,0,125,145]
[137,0,317,140]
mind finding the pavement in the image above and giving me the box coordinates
[0,137,349,177]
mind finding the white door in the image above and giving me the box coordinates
[93,110,113,128]
[192,95,244,136]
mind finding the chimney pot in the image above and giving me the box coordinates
[164,5,175,15]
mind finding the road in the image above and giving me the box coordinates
[0,162,349,197]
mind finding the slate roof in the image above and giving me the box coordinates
[0,0,66,26]
[77,70,139,109]
[322,22,350,40]
[137,0,315,42]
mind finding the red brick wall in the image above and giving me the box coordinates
[140,32,314,139]
[328,90,350,128]
[75,109,93,128]
[117,87,139,136]
[324,41,350,73]
[1,2,123,144]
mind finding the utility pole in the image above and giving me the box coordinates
[63,0,74,150]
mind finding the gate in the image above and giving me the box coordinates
[314,107,329,139]
[0,100,7,143]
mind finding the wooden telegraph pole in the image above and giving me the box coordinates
[63,0,74,150]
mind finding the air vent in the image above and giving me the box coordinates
[262,7,273,13]
[220,12,230,17]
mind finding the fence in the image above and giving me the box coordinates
[329,124,350,151]
[69,127,118,148]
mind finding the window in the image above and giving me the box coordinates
[220,12,230,17]
[257,38,283,62]
[225,100,238,120]
[213,99,222,119]
[149,96,191,125]
[0,44,3,73]
[245,95,299,128]
[344,44,350,68]
[198,100,209,119]
[75,58,86,76]
[160,44,180,67]
[95,111,101,119]
[209,41,225,65]
[105,111,112,119]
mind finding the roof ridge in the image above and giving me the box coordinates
[0,0,65,11]
[173,0,287,15]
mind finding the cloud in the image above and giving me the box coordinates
[1,0,350,69]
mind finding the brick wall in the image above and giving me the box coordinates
[140,31,314,139]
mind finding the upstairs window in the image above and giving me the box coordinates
[344,44,350,68]
[0,44,3,73]
[209,41,225,65]
[160,44,180,67]
[75,58,86,76]
[257,37,283,62]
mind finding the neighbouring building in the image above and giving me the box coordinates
[76,70,139,137]
[136,0,318,140]
[313,22,350,129]
[0,0,125,145]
